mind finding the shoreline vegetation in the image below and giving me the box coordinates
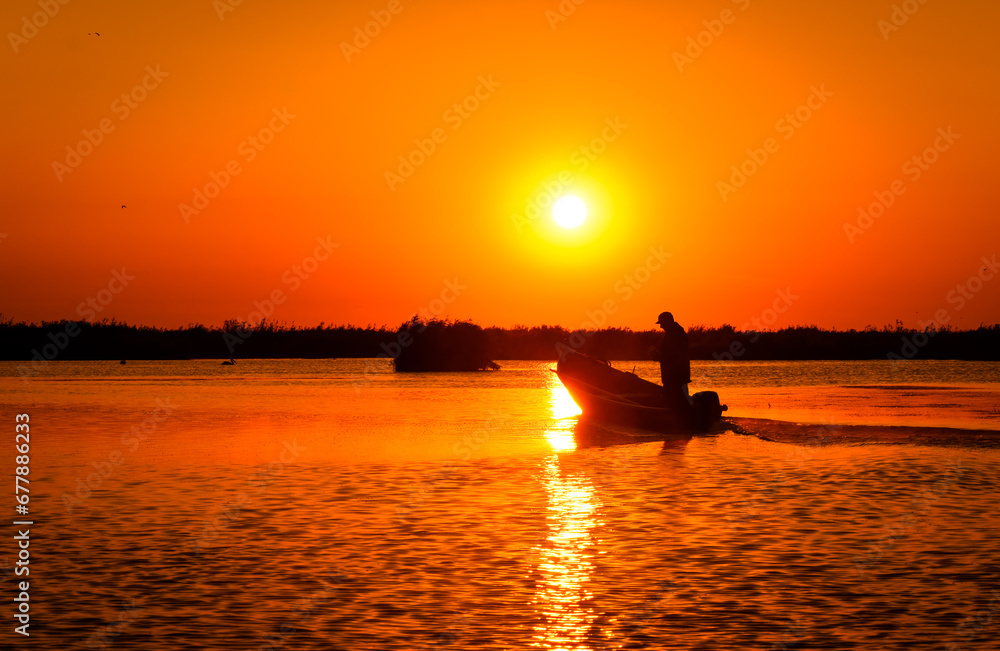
[2,316,999,366]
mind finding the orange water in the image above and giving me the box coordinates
[2,359,999,649]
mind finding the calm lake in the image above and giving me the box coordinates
[2,359,1000,650]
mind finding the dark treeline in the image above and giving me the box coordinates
[1,316,999,363]
[394,318,499,371]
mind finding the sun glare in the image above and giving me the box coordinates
[553,195,587,229]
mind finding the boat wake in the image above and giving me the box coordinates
[723,417,1000,449]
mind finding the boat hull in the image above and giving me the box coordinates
[555,351,727,433]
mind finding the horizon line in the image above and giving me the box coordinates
[3,316,999,334]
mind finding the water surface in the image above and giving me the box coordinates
[2,359,999,649]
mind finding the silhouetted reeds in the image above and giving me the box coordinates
[0,314,997,362]
[393,318,499,372]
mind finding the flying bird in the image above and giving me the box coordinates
[89,33,100,36]
[121,205,127,209]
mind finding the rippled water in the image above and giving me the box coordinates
[2,359,999,649]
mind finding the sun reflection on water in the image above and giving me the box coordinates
[532,372,602,649]
[546,372,582,453]
[550,376,583,421]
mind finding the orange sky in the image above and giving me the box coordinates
[2,0,998,331]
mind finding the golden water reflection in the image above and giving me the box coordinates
[532,373,602,649]
[545,372,582,452]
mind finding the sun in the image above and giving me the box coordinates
[552,195,587,229]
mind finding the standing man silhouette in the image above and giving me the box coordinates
[657,312,691,406]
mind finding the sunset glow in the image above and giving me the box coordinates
[1,0,997,331]
[3,3,1000,647]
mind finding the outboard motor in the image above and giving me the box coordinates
[690,391,728,431]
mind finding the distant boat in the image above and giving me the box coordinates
[221,358,236,365]
[120,359,126,365]
[555,350,727,433]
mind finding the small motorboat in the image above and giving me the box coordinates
[555,350,727,432]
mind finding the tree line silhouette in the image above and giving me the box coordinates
[393,317,499,371]
[1,315,997,363]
